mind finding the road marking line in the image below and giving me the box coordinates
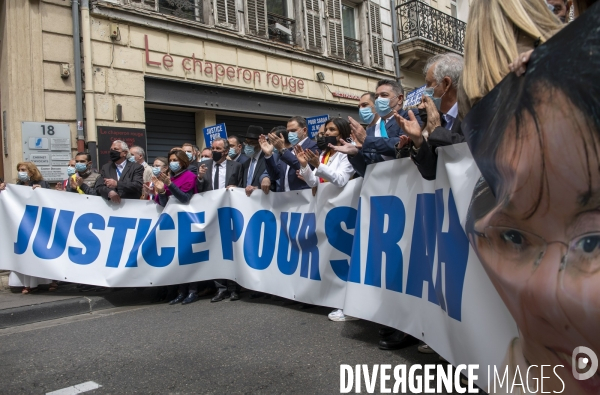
[46,381,101,395]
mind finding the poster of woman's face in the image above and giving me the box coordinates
[462,4,600,393]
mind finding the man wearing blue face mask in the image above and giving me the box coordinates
[260,116,319,194]
[242,125,278,196]
[344,81,421,177]
[182,143,199,175]
[396,53,464,181]
[227,136,250,165]
[66,152,101,195]
[357,92,379,128]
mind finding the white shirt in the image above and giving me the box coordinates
[443,102,459,130]
[247,149,262,182]
[284,137,307,192]
[115,160,127,180]
[299,151,355,188]
[211,160,227,190]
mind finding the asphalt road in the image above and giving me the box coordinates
[0,293,464,394]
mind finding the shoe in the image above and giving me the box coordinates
[230,291,240,301]
[378,332,419,350]
[328,309,359,322]
[181,292,199,305]
[418,342,436,354]
[211,289,229,302]
[379,327,396,337]
[169,293,186,305]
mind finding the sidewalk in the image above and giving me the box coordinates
[0,271,154,329]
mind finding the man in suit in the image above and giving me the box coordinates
[195,137,244,302]
[242,125,277,196]
[228,135,250,166]
[129,146,153,183]
[346,80,421,177]
[182,143,199,175]
[196,137,244,193]
[95,140,144,203]
[397,53,464,181]
[261,116,320,193]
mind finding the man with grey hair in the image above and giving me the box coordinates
[130,145,153,183]
[95,139,144,203]
[396,52,465,180]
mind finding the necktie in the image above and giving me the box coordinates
[441,115,448,128]
[380,120,388,138]
[213,163,220,190]
[246,158,256,186]
[116,166,122,180]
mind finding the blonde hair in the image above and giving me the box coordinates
[16,162,43,182]
[460,0,562,118]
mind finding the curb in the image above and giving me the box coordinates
[0,295,120,329]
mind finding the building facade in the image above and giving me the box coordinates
[0,0,466,181]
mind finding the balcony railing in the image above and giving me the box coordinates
[267,13,295,45]
[397,0,465,54]
[123,0,203,22]
[344,37,361,64]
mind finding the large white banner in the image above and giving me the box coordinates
[0,143,518,388]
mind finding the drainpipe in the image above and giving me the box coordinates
[72,0,85,152]
[390,0,402,82]
[81,0,98,169]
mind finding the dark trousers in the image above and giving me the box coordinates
[178,282,198,295]
[214,280,239,292]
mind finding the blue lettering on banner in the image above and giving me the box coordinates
[325,206,357,281]
[404,85,426,108]
[306,115,329,139]
[277,212,302,275]
[69,213,105,265]
[7,188,468,316]
[203,123,228,148]
[32,208,75,260]
[141,213,176,268]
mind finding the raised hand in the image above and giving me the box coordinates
[395,110,424,148]
[259,134,274,157]
[158,172,171,186]
[268,132,286,151]
[348,116,367,145]
[152,176,165,194]
[508,49,533,77]
[198,164,207,177]
[305,149,320,168]
[329,139,358,156]
[295,144,308,168]
[422,96,441,135]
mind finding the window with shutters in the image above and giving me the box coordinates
[246,0,268,37]
[341,4,361,63]
[327,0,343,58]
[304,0,323,52]
[214,0,237,28]
[368,1,383,68]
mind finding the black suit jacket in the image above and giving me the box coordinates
[95,161,144,200]
[242,152,269,187]
[410,118,464,181]
[234,152,250,166]
[196,159,244,193]
[264,139,319,192]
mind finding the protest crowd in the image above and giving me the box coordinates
[0,0,598,391]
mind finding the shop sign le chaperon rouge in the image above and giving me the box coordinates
[97,126,147,166]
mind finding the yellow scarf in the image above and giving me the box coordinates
[71,174,84,194]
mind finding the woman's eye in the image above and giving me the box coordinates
[576,235,600,253]
[501,230,525,245]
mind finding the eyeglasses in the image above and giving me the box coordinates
[473,225,600,308]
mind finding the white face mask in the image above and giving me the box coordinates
[18,172,30,181]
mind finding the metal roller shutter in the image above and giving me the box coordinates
[145,108,196,161]
[215,114,287,142]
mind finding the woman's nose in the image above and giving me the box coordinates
[523,242,565,316]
